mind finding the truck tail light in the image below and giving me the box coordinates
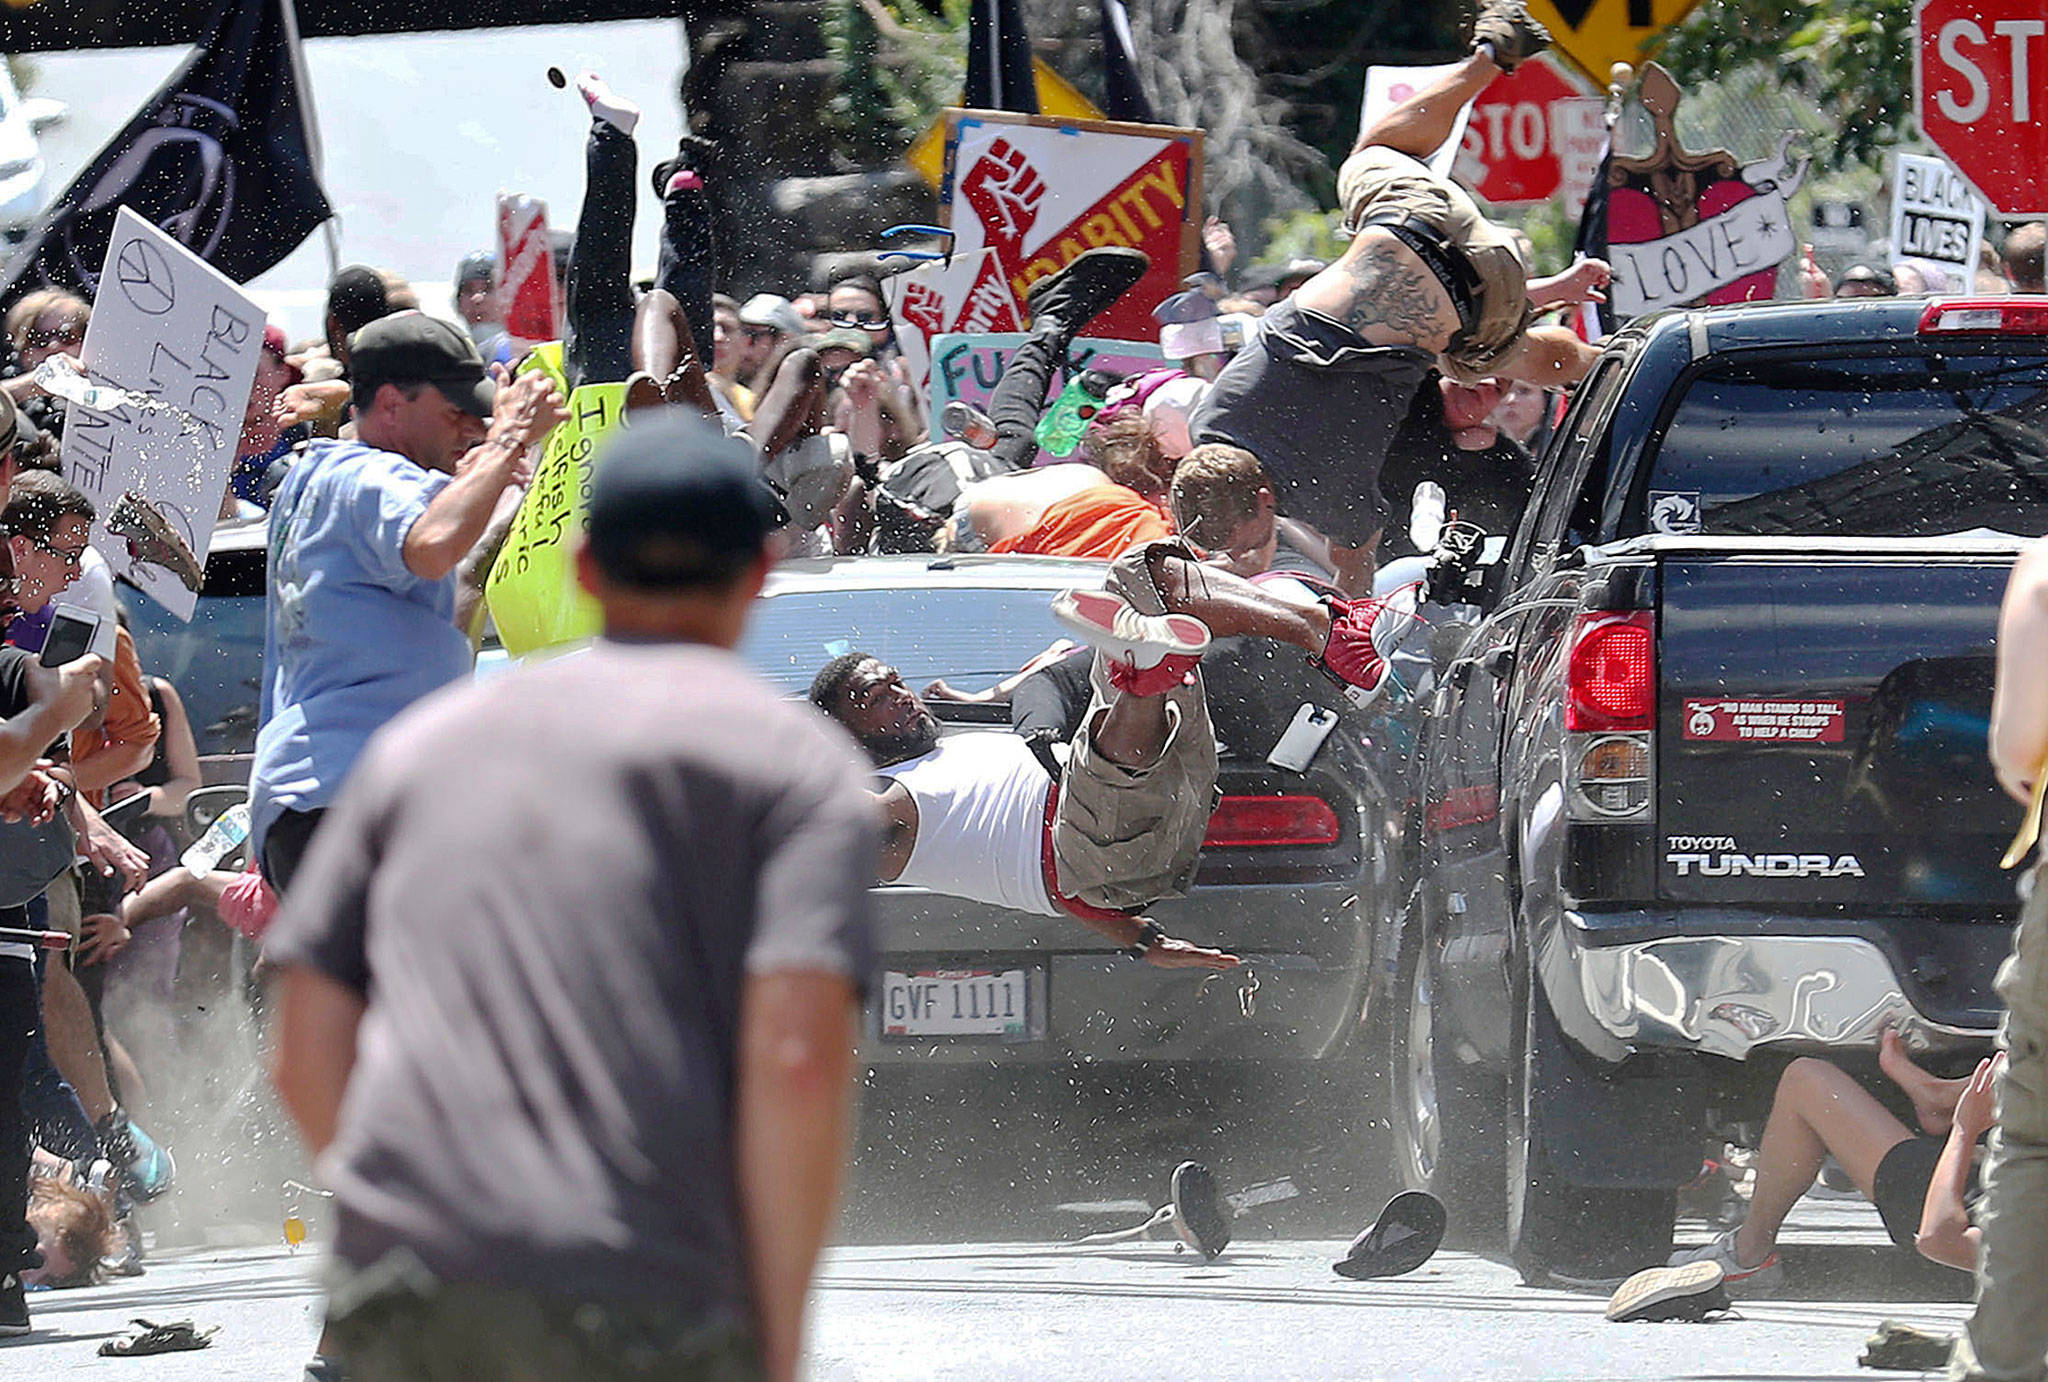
[1202,795,1341,848]
[1918,299,2048,335]
[1565,612,1655,732]
[1566,611,1655,823]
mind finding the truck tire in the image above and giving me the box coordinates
[1390,929,1504,1240]
[1506,972,1675,1285]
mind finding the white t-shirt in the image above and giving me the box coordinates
[879,732,1057,916]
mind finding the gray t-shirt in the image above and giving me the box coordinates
[265,639,878,1319]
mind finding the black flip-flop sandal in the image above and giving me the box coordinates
[98,1318,217,1356]
[1333,1190,1447,1279]
[1171,1161,1231,1260]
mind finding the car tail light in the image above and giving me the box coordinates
[1919,299,2048,335]
[1565,612,1655,732]
[1202,794,1341,848]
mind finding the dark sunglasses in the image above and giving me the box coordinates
[829,309,891,331]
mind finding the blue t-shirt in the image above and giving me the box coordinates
[250,439,466,854]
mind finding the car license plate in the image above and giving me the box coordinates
[881,967,1034,1040]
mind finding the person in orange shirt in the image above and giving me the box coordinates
[988,414,1178,559]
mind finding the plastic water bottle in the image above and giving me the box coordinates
[182,801,251,878]
[1034,369,1120,457]
[1409,481,1447,554]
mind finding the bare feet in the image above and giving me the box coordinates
[1880,1026,1962,1135]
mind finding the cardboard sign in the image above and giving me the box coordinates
[885,247,1021,394]
[925,332,1162,462]
[1683,698,1846,744]
[1604,67,1807,318]
[1889,152,1985,292]
[497,193,561,345]
[1360,63,1475,179]
[59,207,262,620]
[941,110,1201,343]
[482,376,620,656]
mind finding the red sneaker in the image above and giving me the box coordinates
[1106,652,1202,697]
[1317,584,1420,709]
[1052,589,1211,669]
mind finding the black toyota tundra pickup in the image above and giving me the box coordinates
[1378,296,2046,1282]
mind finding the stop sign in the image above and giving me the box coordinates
[1453,57,1605,208]
[1916,0,2048,214]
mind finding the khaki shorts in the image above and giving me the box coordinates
[1335,145,1530,376]
[1052,540,1221,912]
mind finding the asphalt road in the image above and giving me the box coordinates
[1,1199,1976,1380]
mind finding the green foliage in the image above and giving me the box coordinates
[1651,0,1915,170]
[1258,207,1347,265]
[822,0,968,163]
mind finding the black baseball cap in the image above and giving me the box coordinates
[586,410,785,589]
[349,311,495,417]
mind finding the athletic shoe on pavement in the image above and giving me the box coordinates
[1605,1260,1731,1323]
[1170,1161,1230,1260]
[1053,588,1211,672]
[1666,1227,1783,1295]
[0,1271,28,1336]
[576,70,640,135]
[1334,1190,1447,1280]
[1025,247,1151,332]
[1472,0,1552,71]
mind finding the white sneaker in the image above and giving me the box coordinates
[1051,589,1210,670]
[1667,1227,1783,1295]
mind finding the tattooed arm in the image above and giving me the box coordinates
[1295,233,1461,351]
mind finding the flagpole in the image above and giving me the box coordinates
[278,0,339,277]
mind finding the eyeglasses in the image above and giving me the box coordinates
[34,537,87,565]
[829,310,891,332]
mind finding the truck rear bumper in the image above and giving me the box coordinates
[1559,910,1998,1061]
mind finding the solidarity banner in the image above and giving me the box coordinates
[885,247,1021,393]
[925,331,1163,461]
[58,208,262,620]
[940,110,1201,343]
[1889,153,1984,293]
[483,371,620,656]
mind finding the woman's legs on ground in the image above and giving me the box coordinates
[1734,1057,1914,1268]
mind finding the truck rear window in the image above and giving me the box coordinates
[1646,353,2048,537]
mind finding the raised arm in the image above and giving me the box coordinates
[403,370,566,582]
[1992,538,2048,803]
[1918,1053,2001,1271]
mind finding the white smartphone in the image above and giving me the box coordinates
[1267,702,1338,773]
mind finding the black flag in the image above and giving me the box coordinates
[1097,0,1157,125]
[0,0,332,306]
[965,0,1038,114]
[1570,141,1612,342]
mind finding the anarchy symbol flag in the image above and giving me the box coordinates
[0,0,333,307]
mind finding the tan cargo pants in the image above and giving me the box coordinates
[1952,863,2048,1382]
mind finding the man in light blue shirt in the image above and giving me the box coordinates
[252,312,565,890]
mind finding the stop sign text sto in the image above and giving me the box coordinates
[1916,0,2048,214]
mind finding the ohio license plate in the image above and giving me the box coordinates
[881,967,1033,1040]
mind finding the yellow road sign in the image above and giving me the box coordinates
[906,61,1104,188]
[1525,0,1704,85]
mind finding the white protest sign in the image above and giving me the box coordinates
[885,247,1019,393]
[926,331,1163,463]
[59,206,262,620]
[1890,152,1985,292]
[1360,64,1475,179]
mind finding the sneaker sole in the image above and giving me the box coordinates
[1053,589,1210,668]
[1606,1260,1726,1323]
[1170,1161,1230,1260]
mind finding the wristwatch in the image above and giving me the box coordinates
[1124,920,1166,960]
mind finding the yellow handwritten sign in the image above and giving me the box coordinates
[483,380,623,656]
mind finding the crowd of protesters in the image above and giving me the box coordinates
[0,4,2046,1378]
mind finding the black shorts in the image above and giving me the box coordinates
[1189,299,1433,549]
[1870,1135,1944,1250]
[261,807,329,897]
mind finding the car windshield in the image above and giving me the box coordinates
[1646,351,2048,538]
[740,585,1069,696]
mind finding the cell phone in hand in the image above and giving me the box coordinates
[39,602,102,668]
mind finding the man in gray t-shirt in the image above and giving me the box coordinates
[269,413,877,1382]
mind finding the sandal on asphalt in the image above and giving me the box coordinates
[1170,1160,1231,1260]
[1605,1261,1731,1323]
[1333,1190,1447,1279]
[98,1318,218,1356]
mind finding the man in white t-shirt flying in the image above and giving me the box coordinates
[809,534,1395,969]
